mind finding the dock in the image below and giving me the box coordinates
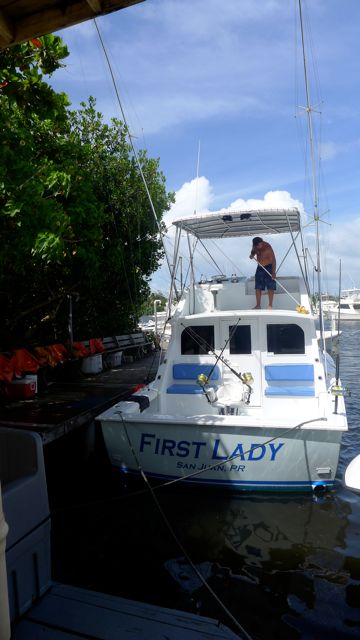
[0,352,160,443]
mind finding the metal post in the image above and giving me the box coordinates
[154,299,161,338]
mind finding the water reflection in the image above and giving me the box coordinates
[161,489,359,638]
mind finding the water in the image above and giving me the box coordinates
[48,323,360,640]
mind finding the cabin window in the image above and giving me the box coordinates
[340,304,350,309]
[229,325,251,354]
[267,324,305,354]
[353,304,360,310]
[181,325,215,355]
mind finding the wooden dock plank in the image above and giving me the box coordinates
[13,583,239,639]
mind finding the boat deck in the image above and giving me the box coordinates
[13,582,239,639]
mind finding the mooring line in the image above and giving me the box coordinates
[120,414,253,640]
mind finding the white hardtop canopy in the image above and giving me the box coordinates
[172,208,301,239]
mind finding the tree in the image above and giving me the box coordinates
[0,37,174,349]
[67,98,173,338]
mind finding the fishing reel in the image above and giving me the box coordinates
[239,372,254,404]
[197,373,217,403]
[330,383,351,398]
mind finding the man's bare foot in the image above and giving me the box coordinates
[268,306,272,310]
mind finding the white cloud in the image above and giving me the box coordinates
[164,177,213,227]
[223,190,305,214]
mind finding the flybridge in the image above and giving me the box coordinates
[172,208,301,239]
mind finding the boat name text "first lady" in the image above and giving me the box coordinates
[139,433,285,461]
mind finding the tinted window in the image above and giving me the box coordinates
[181,325,215,355]
[267,324,305,354]
[353,304,360,310]
[229,325,251,354]
[340,304,350,309]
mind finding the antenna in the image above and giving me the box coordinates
[194,140,201,215]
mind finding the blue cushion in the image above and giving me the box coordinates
[173,363,220,381]
[167,384,205,394]
[265,364,314,382]
[265,386,315,397]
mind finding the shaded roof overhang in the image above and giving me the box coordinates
[172,209,301,239]
[0,0,144,49]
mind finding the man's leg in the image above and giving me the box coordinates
[254,289,262,309]
[268,288,274,309]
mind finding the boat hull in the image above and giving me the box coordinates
[101,419,343,492]
[331,313,360,321]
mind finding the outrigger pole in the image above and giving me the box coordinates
[298,0,326,351]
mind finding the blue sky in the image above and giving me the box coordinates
[50,0,360,294]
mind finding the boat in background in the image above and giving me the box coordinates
[139,309,172,351]
[98,208,348,492]
[326,288,360,321]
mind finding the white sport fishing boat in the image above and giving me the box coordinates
[98,208,348,492]
[326,288,360,321]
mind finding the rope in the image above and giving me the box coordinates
[120,414,253,640]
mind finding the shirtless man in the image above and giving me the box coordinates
[249,237,276,309]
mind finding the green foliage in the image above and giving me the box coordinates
[0,38,174,349]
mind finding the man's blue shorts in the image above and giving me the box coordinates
[255,264,276,291]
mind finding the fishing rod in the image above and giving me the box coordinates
[180,323,253,398]
[181,322,241,380]
[334,260,342,414]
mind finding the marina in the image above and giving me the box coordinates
[1,2,360,639]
